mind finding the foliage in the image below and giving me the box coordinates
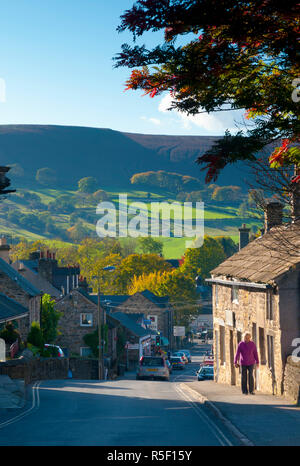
[114,253,172,293]
[115,0,299,181]
[211,186,244,203]
[27,321,44,349]
[137,237,163,255]
[83,324,109,357]
[0,322,21,345]
[77,177,99,194]
[181,236,227,279]
[41,294,62,343]
[130,170,202,193]
[36,167,57,186]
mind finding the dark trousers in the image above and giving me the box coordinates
[241,365,254,393]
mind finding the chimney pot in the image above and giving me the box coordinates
[238,224,250,250]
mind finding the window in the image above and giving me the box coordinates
[220,326,226,365]
[252,323,257,346]
[215,284,219,308]
[231,285,239,304]
[80,347,92,357]
[266,290,274,320]
[267,335,275,370]
[259,327,266,365]
[80,313,93,327]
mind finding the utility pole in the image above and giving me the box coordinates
[93,265,116,381]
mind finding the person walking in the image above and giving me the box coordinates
[234,332,259,395]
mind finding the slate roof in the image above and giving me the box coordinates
[11,260,61,298]
[86,290,169,309]
[0,258,40,296]
[211,221,300,284]
[0,292,29,323]
[110,311,150,337]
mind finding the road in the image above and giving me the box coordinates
[0,343,239,446]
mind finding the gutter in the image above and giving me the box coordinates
[205,278,273,290]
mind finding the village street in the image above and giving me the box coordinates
[0,344,239,447]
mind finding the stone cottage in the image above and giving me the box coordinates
[0,252,41,341]
[206,202,300,397]
[54,284,118,360]
[100,290,174,349]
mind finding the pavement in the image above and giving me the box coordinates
[0,375,25,409]
[181,379,300,446]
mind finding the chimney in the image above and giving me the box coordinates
[238,224,250,250]
[264,200,283,232]
[0,236,10,263]
[291,168,300,222]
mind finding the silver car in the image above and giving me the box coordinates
[136,356,170,381]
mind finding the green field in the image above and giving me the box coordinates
[0,186,261,258]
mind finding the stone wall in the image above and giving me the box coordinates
[0,271,41,341]
[55,290,100,356]
[213,280,283,395]
[0,358,69,384]
[283,356,300,404]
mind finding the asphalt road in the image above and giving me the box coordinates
[0,343,239,446]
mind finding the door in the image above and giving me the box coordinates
[229,330,236,385]
[215,329,219,382]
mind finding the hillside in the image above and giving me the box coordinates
[0,125,250,189]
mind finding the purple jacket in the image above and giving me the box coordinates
[234,341,259,366]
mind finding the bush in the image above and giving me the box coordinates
[27,322,44,349]
[0,322,21,345]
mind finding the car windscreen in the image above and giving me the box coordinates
[141,358,164,367]
[200,368,213,374]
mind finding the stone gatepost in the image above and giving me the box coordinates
[0,338,5,362]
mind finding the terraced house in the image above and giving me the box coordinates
[207,200,300,398]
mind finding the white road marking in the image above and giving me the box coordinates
[0,381,41,429]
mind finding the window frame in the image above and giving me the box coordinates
[80,313,93,327]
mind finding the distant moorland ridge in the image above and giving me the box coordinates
[0,125,250,188]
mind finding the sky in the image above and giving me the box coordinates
[0,0,245,136]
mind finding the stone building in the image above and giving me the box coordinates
[207,202,300,397]
[54,285,118,360]
[12,250,80,297]
[0,255,41,341]
[101,290,174,349]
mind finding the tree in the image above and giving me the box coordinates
[36,167,57,186]
[27,321,44,349]
[114,253,172,293]
[115,1,299,182]
[77,177,99,194]
[41,294,62,343]
[129,269,198,327]
[181,236,227,280]
[137,237,163,255]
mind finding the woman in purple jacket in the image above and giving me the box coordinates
[234,332,259,395]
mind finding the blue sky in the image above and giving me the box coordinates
[0,0,244,136]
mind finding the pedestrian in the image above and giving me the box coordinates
[234,332,259,395]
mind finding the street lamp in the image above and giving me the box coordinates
[92,265,116,380]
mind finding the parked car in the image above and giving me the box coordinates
[44,344,65,357]
[172,352,188,364]
[180,349,192,363]
[136,356,170,381]
[170,356,185,370]
[166,359,173,374]
[201,356,214,366]
[197,365,214,381]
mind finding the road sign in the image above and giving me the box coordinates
[173,326,185,337]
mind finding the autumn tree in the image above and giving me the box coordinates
[115,0,299,182]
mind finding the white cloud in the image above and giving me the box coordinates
[140,116,161,125]
[158,94,244,134]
